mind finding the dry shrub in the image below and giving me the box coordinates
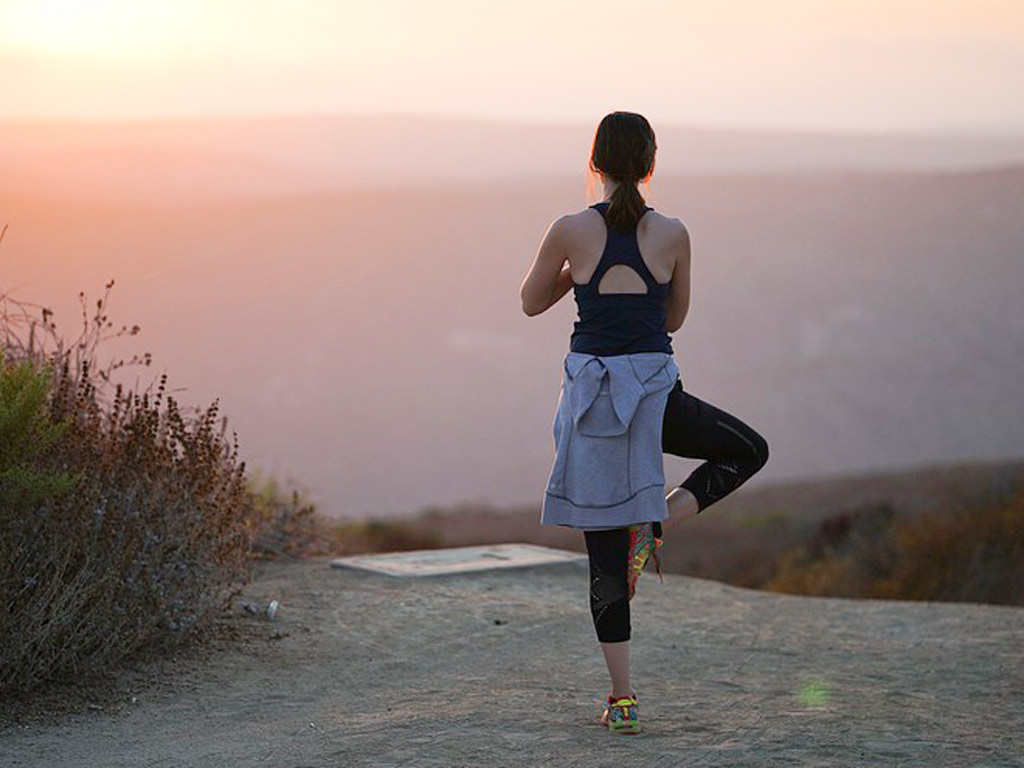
[231,470,438,561]
[0,273,153,411]
[0,356,256,695]
[247,469,338,559]
[244,471,442,557]
[765,502,898,598]
[328,519,441,555]
[0,271,257,695]
[766,481,1024,606]
[869,488,1024,604]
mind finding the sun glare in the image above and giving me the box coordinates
[0,0,183,56]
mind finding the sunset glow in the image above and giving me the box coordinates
[1,0,1023,131]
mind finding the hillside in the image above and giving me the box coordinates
[384,459,1024,596]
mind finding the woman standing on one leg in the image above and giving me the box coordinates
[520,111,769,735]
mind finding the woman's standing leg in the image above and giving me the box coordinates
[660,378,770,527]
[583,528,633,699]
[582,380,768,712]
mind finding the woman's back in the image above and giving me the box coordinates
[561,201,687,356]
[518,109,692,339]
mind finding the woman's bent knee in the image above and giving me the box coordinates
[751,430,769,472]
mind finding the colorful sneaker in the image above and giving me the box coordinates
[600,692,641,734]
[626,522,664,600]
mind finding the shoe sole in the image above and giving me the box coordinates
[608,723,642,734]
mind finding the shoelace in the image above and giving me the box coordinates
[606,694,639,723]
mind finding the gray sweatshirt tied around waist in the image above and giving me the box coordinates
[541,351,680,530]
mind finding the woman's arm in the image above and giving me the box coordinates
[664,221,691,333]
[520,216,575,316]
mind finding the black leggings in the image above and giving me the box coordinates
[584,378,769,643]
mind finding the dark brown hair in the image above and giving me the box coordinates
[589,111,657,232]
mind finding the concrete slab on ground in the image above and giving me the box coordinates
[329,542,586,577]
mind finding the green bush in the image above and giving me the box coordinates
[0,357,83,511]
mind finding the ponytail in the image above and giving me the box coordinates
[606,175,647,233]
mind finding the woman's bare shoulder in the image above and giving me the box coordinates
[558,206,604,228]
[640,210,690,256]
[545,207,604,244]
[645,209,689,237]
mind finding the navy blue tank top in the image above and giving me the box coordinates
[569,202,673,356]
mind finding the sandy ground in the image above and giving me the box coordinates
[2,555,1023,768]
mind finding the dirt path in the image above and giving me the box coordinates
[3,556,1023,767]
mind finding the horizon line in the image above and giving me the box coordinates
[1,110,1023,142]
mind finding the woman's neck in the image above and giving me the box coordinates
[602,176,636,201]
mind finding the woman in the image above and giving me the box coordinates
[519,111,769,735]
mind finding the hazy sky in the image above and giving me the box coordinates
[1,0,1023,132]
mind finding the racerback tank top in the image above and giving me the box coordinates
[569,201,674,356]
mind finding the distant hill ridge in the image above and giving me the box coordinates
[4,114,1024,201]
[393,459,1024,604]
